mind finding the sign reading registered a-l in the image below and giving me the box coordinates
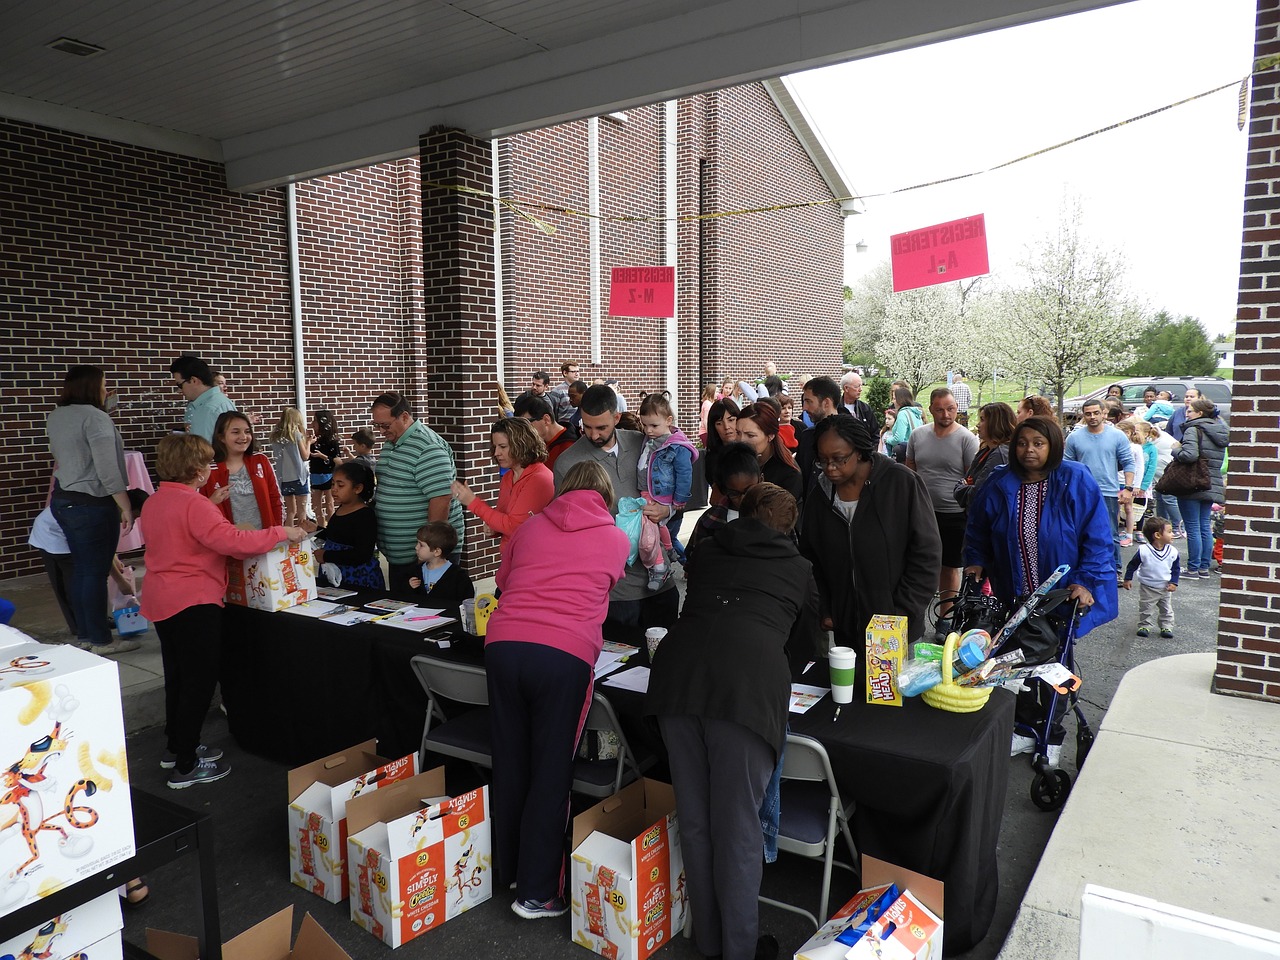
[890,214,990,292]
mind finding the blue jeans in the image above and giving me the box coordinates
[1103,496,1120,573]
[51,497,119,646]
[1176,498,1214,573]
[1155,491,1183,528]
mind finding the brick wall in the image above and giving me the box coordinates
[0,118,427,579]
[419,128,503,577]
[1216,0,1280,701]
[1,78,844,580]
[498,85,846,435]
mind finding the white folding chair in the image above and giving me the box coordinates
[759,732,858,928]
[409,655,492,769]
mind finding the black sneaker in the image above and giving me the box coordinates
[511,896,568,919]
[167,756,231,789]
[1160,629,1175,639]
[159,744,223,770]
[755,934,780,960]
[1136,627,1149,638]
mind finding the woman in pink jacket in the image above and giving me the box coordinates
[483,460,631,921]
[140,434,304,790]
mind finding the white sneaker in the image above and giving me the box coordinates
[1045,743,1063,767]
[1010,734,1036,757]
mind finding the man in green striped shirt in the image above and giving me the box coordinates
[370,392,465,592]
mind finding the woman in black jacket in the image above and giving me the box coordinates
[647,484,818,960]
[953,402,1015,511]
[799,417,941,686]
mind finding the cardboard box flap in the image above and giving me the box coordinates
[146,907,355,960]
[861,855,944,919]
[223,905,294,960]
[287,740,380,803]
[345,768,446,838]
[292,912,354,960]
[572,778,676,850]
[145,927,201,960]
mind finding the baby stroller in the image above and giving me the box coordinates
[948,576,1095,812]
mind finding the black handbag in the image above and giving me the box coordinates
[1156,457,1211,497]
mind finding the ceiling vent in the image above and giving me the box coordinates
[47,37,105,57]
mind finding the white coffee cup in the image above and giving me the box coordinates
[645,627,668,660]
[460,598,477,634]
[829,646,857,705]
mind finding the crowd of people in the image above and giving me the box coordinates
[37,355,1228,960]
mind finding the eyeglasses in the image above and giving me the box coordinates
[371,420,394,431]
[724,486,754,502]
[816,452,856,470]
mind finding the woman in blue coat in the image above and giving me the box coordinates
[963,415,1117,766]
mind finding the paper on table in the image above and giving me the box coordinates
[601,640,640,657]
[323,610,377,627]
[281,600,345,618]
[601,666,650,693]
[316,586,357,600]
[789,683,830,714]
[595,659,627,680]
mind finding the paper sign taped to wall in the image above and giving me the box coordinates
[890,214,989,292]
[609,266,676,318]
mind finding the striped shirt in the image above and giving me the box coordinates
[375,419,464,564]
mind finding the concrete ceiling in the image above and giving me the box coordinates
[0,0,1129,192]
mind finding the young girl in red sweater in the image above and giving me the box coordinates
[202,411,283,529]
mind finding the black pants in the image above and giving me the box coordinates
[155,604,223,773]
[486,641,592,902]
[660,715,775,960]
[38,549,80,636]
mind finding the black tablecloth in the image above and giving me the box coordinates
[221,600,1009,953]
[790,690,1015,954]
[221,591,458,765]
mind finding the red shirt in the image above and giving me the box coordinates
[465,462,555,540]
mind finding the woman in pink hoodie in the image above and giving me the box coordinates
[483,460,631,921]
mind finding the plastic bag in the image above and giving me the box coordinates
[615,497,645,566]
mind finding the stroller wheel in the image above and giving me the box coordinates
[1076,727,1095,770]
[1030,769,1072,811]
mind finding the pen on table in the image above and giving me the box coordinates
[317,605,350,620]
[404,615,443,622]
[833,705,841,722]
[369,610,405,622]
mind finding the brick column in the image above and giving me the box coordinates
[1216,0,1280,701]
[420,127,502,578]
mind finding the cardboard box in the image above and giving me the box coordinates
[845,889,942,960]
[0,890,122,960]
[346,770,492,949]
[147,904,353,960]
[288,742,419,902]
[0,643,135,919]
[570,778,687,960]
[226,541,317,612]
[865,615,907,706]
[794,856,943,960]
